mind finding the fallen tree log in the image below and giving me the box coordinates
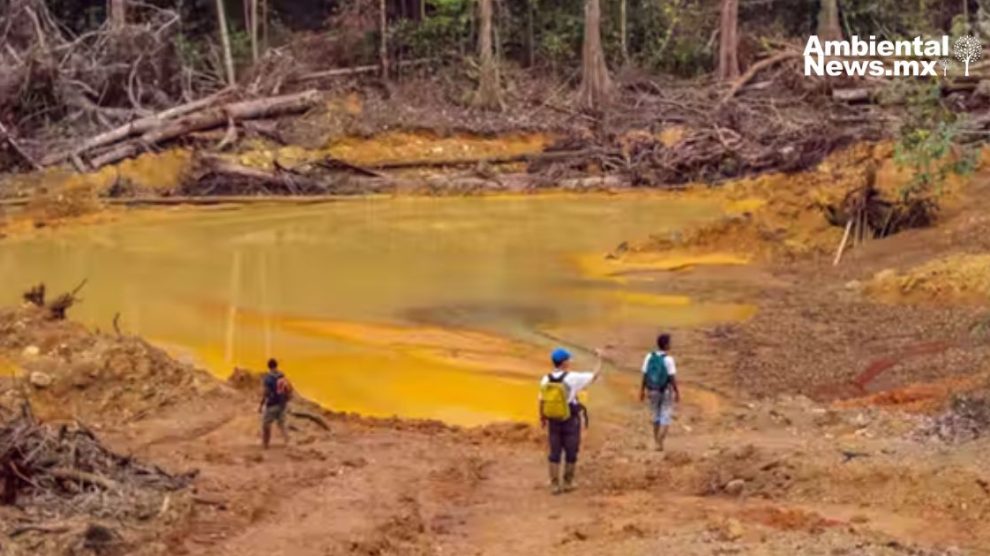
[195,156,332,193]
[365,148,599,170]
[381,172,628,192]
[9,521,74,538]
[832,88,873,103]
[86,90,321,169]
[294,58,435,82]
[41,88,235,168]
[50,468,120,493]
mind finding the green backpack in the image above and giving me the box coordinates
[540,373,571,421]
[644,352,670,391]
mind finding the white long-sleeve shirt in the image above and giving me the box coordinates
[538,371,596,404]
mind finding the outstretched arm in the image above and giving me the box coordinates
[590,348,605,381]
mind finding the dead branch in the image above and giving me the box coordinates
[294,58,435,82]
[50,468,120,493]
[312,158,386,178]
[46,279,87,320]
[719,51,801,104]
[0,122,41,171]
[289,410,330,431]
[364,149,600,171]
[9,521,73,538]
[22,284,45,307]
[193,155,332,192]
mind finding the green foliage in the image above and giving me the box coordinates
[228,28,254,67]
[536,6,583,73]
[841,0,956,39]
[606,0,718,76]
[892,82,976,201]
[37,0,980,82]
[393,0,472,59]
[174,33,206,68]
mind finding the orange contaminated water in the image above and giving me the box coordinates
[0,194,752,425]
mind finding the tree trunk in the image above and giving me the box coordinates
[817,0,843,41]
[109,0,126,27]
[619,0,628,63]
[261,0,269,51]
[578,0,613,110]
[473,0,502,109]
[526,0,535,67]
[216,0,237,86]
[717,0,740,81]
[379,0,389,80]
[250,0,259,62]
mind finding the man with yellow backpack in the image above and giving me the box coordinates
[539,347,604,494]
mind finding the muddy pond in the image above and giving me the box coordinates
[1,194,749,425]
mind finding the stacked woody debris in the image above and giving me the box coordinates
[0,404,194,552]
[0,405,194,514]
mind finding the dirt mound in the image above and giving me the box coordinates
[866,255,990,304]
[697,444,799,500]
[0,306,224,425]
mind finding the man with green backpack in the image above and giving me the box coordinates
[639,333,680,451]
[539,347,604,494]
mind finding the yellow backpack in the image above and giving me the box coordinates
[540,373,571,421]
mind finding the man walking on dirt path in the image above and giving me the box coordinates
[539,347,604,494]
[640,333,680,451]
[259,358,292,449]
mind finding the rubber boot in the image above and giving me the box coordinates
[562,463,576,492]
[548,462,562,494]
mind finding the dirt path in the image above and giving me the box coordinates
[93,366,987,556]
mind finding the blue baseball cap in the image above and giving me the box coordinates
[551,348,571,366]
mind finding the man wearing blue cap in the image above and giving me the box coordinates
[539,346,604,494]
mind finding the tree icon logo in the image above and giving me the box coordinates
[939,58,952,77]
[954,35,983,77]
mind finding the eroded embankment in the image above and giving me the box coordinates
[579,140,990,415]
